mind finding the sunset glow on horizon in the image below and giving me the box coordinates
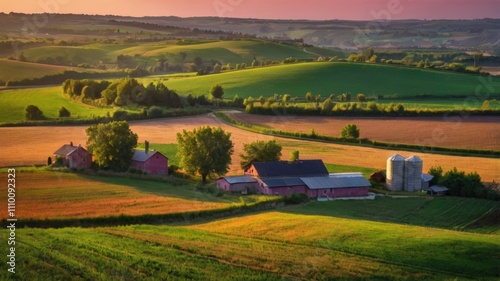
[1,0,499,20]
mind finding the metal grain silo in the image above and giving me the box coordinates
[404,156,423,192]
[386,154,405,191]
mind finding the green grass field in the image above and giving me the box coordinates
[0,87,113,123]
[159,62,500,99]
[7,196,499,280]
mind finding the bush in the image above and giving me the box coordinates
[285,193,309,204]
[147,106,164,118]
[58,107,71,118]
[112,110,128,121]
[25,105,45,120]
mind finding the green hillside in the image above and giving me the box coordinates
[0,87,113,123]
[15,40,315,69]
[159,62,500,98]
[0,59,77,82]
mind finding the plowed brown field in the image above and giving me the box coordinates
[0,113,498,181]
[226,112,500,150]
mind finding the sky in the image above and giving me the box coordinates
[1,0,499,20]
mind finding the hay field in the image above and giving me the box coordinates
[227,112,500,150]
[0,114,498,181]
[0,171,254,219]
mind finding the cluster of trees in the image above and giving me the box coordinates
[429,166,500,200]
[4,70,128,87]
[62,78,181,108]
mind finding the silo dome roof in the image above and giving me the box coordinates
[388,154,405,161]
[405,156,422,162]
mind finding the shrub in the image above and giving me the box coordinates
[147,106,164,118]
[25,105,45,120]
[112,110,128,121]
[341,124,360,139]
[285,193,309,204]
[58,107,71,118]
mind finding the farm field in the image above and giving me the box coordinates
[189,207,500,279]
[0,114,498,181]
[0,59,79,82]
[226,111,500,150]
[4,224,454,281]
[0,86,116,123]
[0,170,268,219]
[160,62,500,99]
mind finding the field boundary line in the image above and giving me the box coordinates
[215,110,500,158]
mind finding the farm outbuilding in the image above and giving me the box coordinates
[258,177,307,196]
[427,185,449,196]
[245,160,328,178]
[53,142,92,169]
[130,142,168,175]
[386,154,405,191]
[217,176,258,193]
[301,173,370,198]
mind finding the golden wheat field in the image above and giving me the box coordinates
[0,171,233,219]
[0,114,498,181]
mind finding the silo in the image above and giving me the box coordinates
[386,154,405,191]
[404,156,423,192]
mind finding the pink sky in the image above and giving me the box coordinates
[1,0,499,20]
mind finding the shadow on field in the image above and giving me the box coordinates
[276,197,500,233]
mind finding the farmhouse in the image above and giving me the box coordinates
[220,160,370,199]
[53,142,92,169]
[130,141,168,175]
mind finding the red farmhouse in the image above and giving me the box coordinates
[53,142,92,169]
[130,142,168,175]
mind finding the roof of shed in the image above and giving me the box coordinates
[429,185,449,192]
[301,173,371,189]
[251,160,328,177]
[132,149,166,162]
[421,173,434,182]
[222,176,257,184]
[260,177,305,188]
[54,144,88,156]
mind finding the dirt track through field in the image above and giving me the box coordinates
[0,114,498,181]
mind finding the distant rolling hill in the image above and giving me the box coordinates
[158,62,500,98]
[0,59,78,83]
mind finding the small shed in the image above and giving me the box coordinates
[53,143,92,169]
[301,173,371,198]
[427,185,448,196]
[421,173,434,191]
[130,142,168,175]
[217,176,258,193]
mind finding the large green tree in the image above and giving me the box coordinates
[341,124,360,139]
[86,121,138,171]
[240,140,282,169]
[176,126,233,183]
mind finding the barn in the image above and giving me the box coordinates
[245,160,328,178]
[258,177,307,196]
[216,176,258,193]
[53,142,92,169]
[130,142,168,175]
[301,173,370,198]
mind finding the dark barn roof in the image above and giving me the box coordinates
[251,160,328,178]
[260,177,305,188]
[221,176,257,184]
[132,149,167,162]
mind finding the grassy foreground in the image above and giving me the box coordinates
[6,197,499,280]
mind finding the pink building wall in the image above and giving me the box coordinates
[131,152,168,175]
[67,148,92,169]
